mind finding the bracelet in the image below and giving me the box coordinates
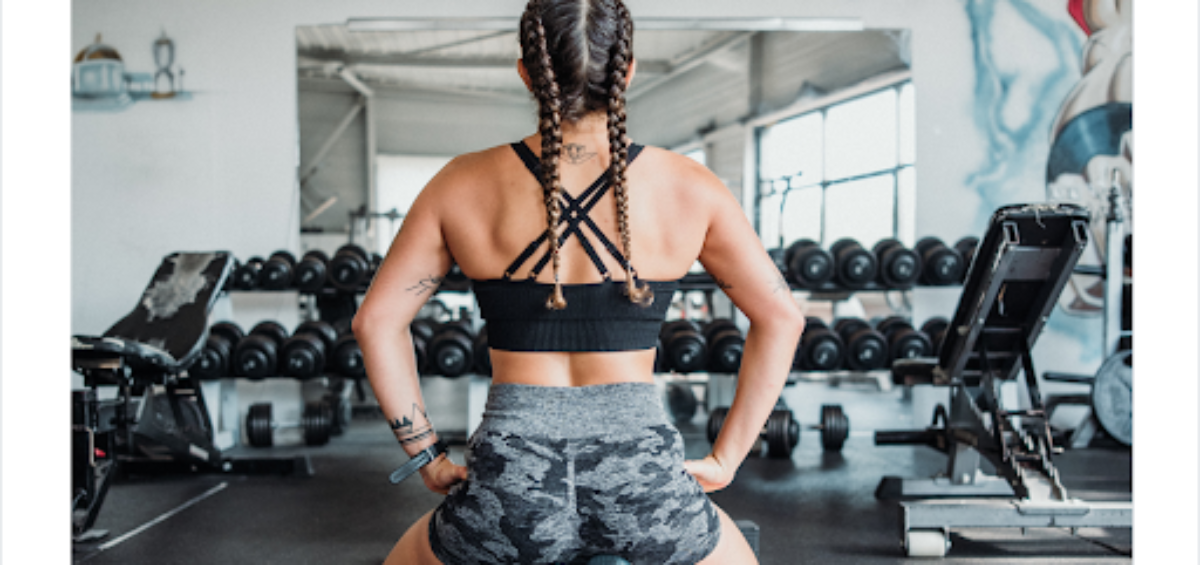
[388,439,448,485]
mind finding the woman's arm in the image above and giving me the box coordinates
[352,161,468,494]
[684,165,806,491]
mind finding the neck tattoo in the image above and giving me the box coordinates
[563,143,597,165]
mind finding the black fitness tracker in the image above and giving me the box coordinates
[389,439,448,485]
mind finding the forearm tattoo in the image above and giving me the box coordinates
[405,275,444,296]
[563,143,597,165]
[713,276,733,291]
[390,403,435,445]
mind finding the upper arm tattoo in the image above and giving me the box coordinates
[770,271,791,294]
[390,403,435,445]
[405,275,444,296]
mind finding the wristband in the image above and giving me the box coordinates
[388,439,448,485]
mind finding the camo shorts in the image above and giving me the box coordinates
[428,382,721,565]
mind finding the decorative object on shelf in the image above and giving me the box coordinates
[72,29,191,113]
[152,30,177,99]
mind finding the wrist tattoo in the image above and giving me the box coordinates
[563,143,597,165]
[405,275,444,296]
[390,403,435,445]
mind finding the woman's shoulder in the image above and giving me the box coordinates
[631,145,734,205]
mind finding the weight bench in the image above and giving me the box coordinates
[72,251,311,542]
[872,203,1132,557]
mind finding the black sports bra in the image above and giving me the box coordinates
[470,141,680,352]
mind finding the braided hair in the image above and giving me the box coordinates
[520,0,652,309]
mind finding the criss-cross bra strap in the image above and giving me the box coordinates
[503,141,644,281]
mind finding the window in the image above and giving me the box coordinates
[374,154,453,253]
[756,82,915,251]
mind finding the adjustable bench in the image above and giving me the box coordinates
[872,203,1132,557]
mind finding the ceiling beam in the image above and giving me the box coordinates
[627,31,755,102]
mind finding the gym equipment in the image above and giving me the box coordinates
[918,317,950,358]
[875,316,933,363]
[830,238,878,289]
[294,250,329,292]
[245,401,333,447]
[232,321,289,379]
[410,319,437,375]
[232,256,265,290]
[794,317,843,371]
[914,237,964,286]
[281,320,338,379]
[427,320,475,377]
[472,324,492,376]
[192,321,244,380]
[953,237,979,283]
[259,250,297,290]
[441,263,472,292]
[703,318,744,373]
[833,318,889,371]
[872,239,922,289]
[331,328,366,378]
[783,239,834,287]
[665,383,699,424]
[707,402,848,456]
[873,203,1130,557]
[328,244,371,292]
[659,320,707,373]
[819,404,850,451]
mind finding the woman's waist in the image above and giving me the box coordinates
[488,348,656,386]
[477,379,671,439]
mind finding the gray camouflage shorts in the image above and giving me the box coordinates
[428,382,721,565]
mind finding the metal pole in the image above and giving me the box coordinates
[1103,172,1126,358]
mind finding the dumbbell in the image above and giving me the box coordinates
[783,239,834,287]
[328,244,372,292]
[193,321,245,379]
[410,319,437,375]
[331,326,366,378]
[872,239,922,289]
[441,263,471,292]
[707,407,800,458]
[654,339,668,373]
[794,317,844,371]
[294,250,329,292]
[259,251,297,290]
[370,253,385,280]
[915,237,965,286]
[659,320,707,373]
[427,320,476,377]
[473,324,492,376]
[281,320,338,379]
[953,237,979,283]
[875,316,934,363]
[703,318,745,373]
[232,256,265,290]
[833,318,889,371]
[920,317,950,357]
[245,401,333,448]
[233,321,290,379]
[830,238,878,289]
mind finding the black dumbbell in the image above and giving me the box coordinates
[233,256,265,290]
[410,319,437,375]
[875,316,933,362]
[915,237,965,286]
[654,339,668,373]
[703,318,745,373]
[281,320,338,379]
[259,251,297,290]
[834,318,889,371]
[784,239,834,288]
[370,253,385,281]
[328,244,371,292]
[707,407,800,458]
[294,250,329,292]
[830,238,878,289]
[665,383,699,425]
[659,320,707,373]
[473,324,492,376]
[818,404,850,452]
[953,237,979,283]
[331,326,366,378]
[245,401,333,448]
[920,317,950,357]
[873,239,922,289]
[193,321,245,379]
[233,321,290,379]
[794,317,844,371]
[428,320,475,377]
[441,263,471,292]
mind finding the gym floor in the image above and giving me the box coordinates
[71,380,1132,564]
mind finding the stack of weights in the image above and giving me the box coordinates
[703,318,745,373]
[794,317,844,371]
[833,318,889,371]
[427,319,475,378]
[659,320,707,373]
[784,239,834,288]
[194,322,245,379]
[915,237,965,286]
[233,321,290,379]
[872,239,922,289]
[330,319,366,379]
[259,251,297,290]
[830,238,878,289]
[410,319,437,375]
[232,257,265,290]
[281,320,338,379]
[473,324,492,376]
[328,244,372,292]
[919,317,950,358]
[953,237,979,284]
[875,316,934,364]
[294,250,329,292]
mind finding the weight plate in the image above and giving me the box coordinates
[247,403,273,448]
[666,384,699,425]
[1092,350,1132,446]
[766,410,795,458]
[303,401,333,446]
[821,404,849,451]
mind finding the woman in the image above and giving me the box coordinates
[353,1,805,563]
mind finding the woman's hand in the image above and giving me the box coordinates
[419,454,468,495]
[683,453,737,493]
